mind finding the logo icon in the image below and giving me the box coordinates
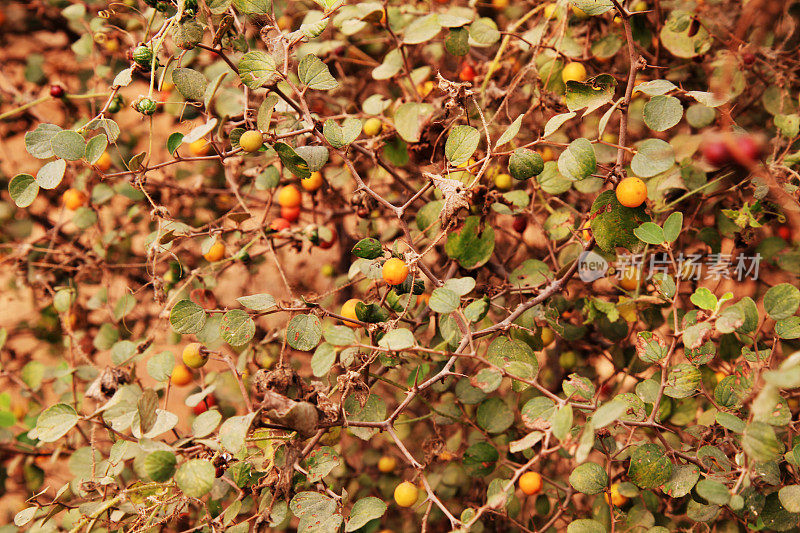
[578,250,608,283]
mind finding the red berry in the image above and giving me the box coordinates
[512,216,527,233]
[281,205,300,222]
[193,395,217,415]
[270,218,291,231]
[318,227,337,249]
[459,64,476,82]
[702,141,731,167]
[742,52,756,65]
[50,85,65,98]
[737,135,761,163]
[778,226,791,241]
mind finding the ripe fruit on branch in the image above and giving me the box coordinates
[394,481,419,507]
[512,215,527,233]
[49,84,65,98]
[189,139,211,156]
[193,395,217,415]
[277,185,301,208]
[95,151,112,171]
[301,171,324,192]
[382,258,409,285]
[281,205,300,222]
[203,241,226,262]
[182,342,208,369]
[459,64,476,83]
[605,483,628,506]
[363,118,383,137]
[494,173,513,190]
[702,133,762,167]
[519,472,542,495]
[269,218,291,231]
[777,225,791,241]
[539,146,556,162]
[63,189,87,211]
[341,298,363,328]
[540,327,555,346]
[378,456,397,473]
[239,130,263,153]
[562,62,587,83]
[171,364,193,386]
[616,177,647,208]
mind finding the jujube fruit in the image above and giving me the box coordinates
[562,62,587,83]
[182,342,208,369]
[276,185,301,208]
[301,171,324,191]
[341,298,363,327]
[203,241,226,262]
[616,177,647,208]
[171,365,193,386]
[519,472,542,495]
[281,205,300,222]
[382,258,409,286]
[394,481,419,507]
[378,456,397,473]
[63,189,87,211]
[239,130,263,153]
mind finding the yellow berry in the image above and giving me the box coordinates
[543,3,558,18]
[189,138,211,156]
[341,298,363,328]
[519,472,543,495]
[382,258,409,286]
[714,371,726,383]
[418,80,435,98]
[182,342,208,369]
[378,456,397,473]
[364,118,383,137]
[616,177,647,208]
[605,483,629,507]
[171,364,193,386]
[618,267,643,291]
[562,62,588,83]
[239,130,263,153]
[494,173,513,190]
[539,147,556,162]
[540,327,555,346]
[394,481,419,507]
[492,0,509,9]
[301,171,324,192]
[94,150,112,172]
[203,241,226,262]
[571,5,589,19]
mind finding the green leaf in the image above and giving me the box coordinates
[445,26,470,56]
[764,283,800,320]
[477,397,514,434]
[29,403,79,442]
[146,352,174,382]
[777,317,800,339]
[51,130,86,161]
[220,413,256,454]
[776,114,800,138]
[429,287,460,314]
[444,216,495,269]
[237,50,277,89]
[298,55,339,90]
[9,173,39,208]
[643,95,683,131]
[394,102,435,143]
[404,14,442,44]
[237,293,277,311]
[295,146,329,172]
[220,309,255,346]
[306,446,341,483]
[696,478,730,505]
[591,399,627,429]
[633,222,665,245]
[487,337,538,391]
[631,138,675,178]
[590,190,650,253]
[779,485,800,514]
[628,443,673,489]
[273,142,311,178]
[565,75,618,115]
[558,138,596,180]
[665,363,701,398]
[290,491,337,520]
[344,394,386,440]
[570,0,613,15]
[346,497,387,532]
[743,421,784,462]
[323,118,361,148]
[286,314,323,351]
[352,238,383,259]
[469,17,500,46]
[145,451,177,482]
[170,299,207,334]
[311,343,336,377]
[569,462,608,495]
[372,48,403,80]
[662,463,700,498]
[175,459,215,498]
[378,328,415,351]
[690,287,718,311]
[543,112,576,138]
[633,79,677,96]
[25,123,62,159]
[662,212,682,242]
[193,409,222,438]
[495,114,524,149]
[232,0,271,14]
[85,134,108,164]
[172,67,208,101]
[445,125,480,166]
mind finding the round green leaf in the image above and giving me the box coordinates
[237,50,277,89]
[476,397,514,434]
[631,139,675,178]
[192,409,222,438]
[764,283,800,320]
[643,95,683,131]
[557,138,596,180]
[286,314,323,351]
[144,451,177,482]
[568,462,608,495]
[36,159,66,190]
[170,299,207,334]
[220,309,256,346]
[9,173,39,208]
[628,443,673,489]
[445,125,480,167]
[175,459,215,498]
[345,497,387,532]
[444,216,495,269]
[51,130,86,161]
[29,403,79,443]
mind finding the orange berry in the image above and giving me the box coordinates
[203,241,225,262]
[276,185,301,208]
[63,188,87,211]
[378,456,397,473]
[189,138,211,156]
[616,177,648,208]
[270,218,291,231]
[94,151,112,172]
[416,293,430,306]
[301,171,324,192]
[519,472,543,495]
[605,483,628,507]
[341,298,363,328]
[171,364,193,386]
[382,258,409,286]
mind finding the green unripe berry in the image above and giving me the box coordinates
[132,45,154,67]
[509,148,544,180]
[133,96,157,116]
